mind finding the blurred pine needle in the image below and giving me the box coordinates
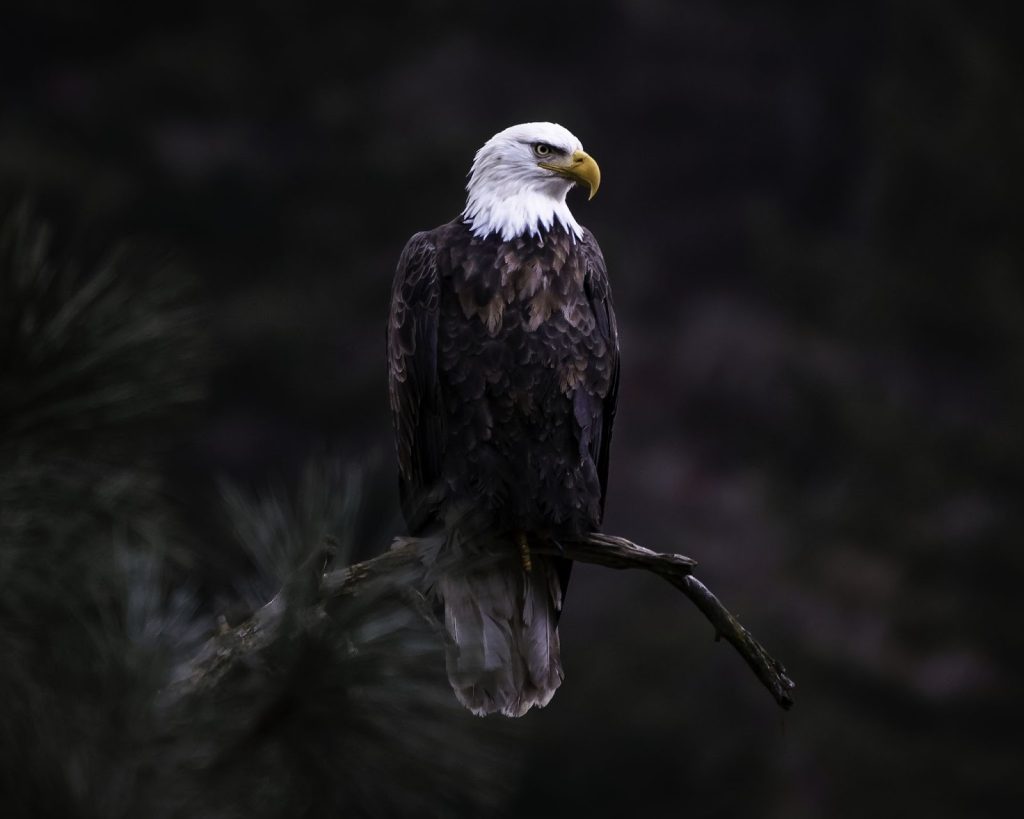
[0,204,515,819]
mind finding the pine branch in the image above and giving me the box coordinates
[179,532,796,711]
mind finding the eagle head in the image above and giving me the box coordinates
[462,122,601,242]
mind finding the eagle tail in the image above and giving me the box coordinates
[433,532,564,717]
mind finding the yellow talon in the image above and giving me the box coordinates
[518,532,532,573]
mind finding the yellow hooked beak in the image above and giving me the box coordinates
[539,149,601,200]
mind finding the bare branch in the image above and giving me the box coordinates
[552,534,794,709]
[322,531,793,709]
[178,531,795,711]
[673,575,794,709]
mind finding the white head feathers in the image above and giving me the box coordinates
[462,122,586,242]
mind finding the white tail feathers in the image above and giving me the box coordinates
[434,539,564,718]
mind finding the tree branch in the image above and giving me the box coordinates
[177,532,795,710]
[323,531,793,709]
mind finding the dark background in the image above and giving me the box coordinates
[2,1,1021,816]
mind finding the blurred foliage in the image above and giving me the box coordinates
[0,206,513,818]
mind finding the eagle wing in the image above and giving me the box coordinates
[579,228,620,523]
[387,231,444,533]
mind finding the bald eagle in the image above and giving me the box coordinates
[387,123,619,716]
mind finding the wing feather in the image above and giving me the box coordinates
[579,228,620,522]
[387,231,444,532]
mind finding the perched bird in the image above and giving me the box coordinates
[387,122,619,716]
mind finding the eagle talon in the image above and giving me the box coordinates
[518,532,533,573]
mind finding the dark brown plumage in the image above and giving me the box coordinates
[389,218,618,537]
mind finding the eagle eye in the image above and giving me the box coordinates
[533,143,553,157]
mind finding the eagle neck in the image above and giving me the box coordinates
[462,189,583,243]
